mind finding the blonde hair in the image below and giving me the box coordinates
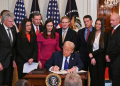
[64,73,82,86]
[63,41,75,50]
[61,16,70,22]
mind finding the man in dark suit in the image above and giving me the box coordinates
[78,15,94,71]
[56,16,77,50]
[31,12,43,35]
[44,41,84,73]
[0,12,17,86]
[106,13,120,86]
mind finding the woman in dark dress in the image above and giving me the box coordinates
[16,18,38,79]
[88,18,108,86]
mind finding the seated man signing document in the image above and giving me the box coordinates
[44,41,84,73]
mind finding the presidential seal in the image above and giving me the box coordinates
[45,73,62,86]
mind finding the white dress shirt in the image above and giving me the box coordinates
[32,23,40,33]
[62,28,69,37]
[61,55,70,70]
[114,24,120,30]
[93,32,101,52]
[49,55,79,72]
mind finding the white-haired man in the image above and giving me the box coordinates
[0,12,17,86]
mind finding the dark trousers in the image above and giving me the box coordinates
[90,60,105,86]
[0,60,13,86]
[17,62,27,79]
[79,54,90,86]
[109,67,120,86]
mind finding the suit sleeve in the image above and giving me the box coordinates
[75,53,84,70]
[31,35,38,61]
[13,26,17,61]
[16,33,29,62]
[87,32,93,54]
[44,53,55,70]
[77,30,81,51]
[108,31,120,62]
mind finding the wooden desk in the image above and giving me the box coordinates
[24,70,88,86]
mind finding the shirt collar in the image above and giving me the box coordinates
[85,26,93,32]
[114,24,120,30]
[3,23,8,30]
[62,28,69,32]
[32,23,39,28]
[63,55,71,60]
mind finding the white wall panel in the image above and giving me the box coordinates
[0,0,9,13]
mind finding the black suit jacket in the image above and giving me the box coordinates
[88,32,108,61]
[31,24,44,34]
[56,28,77,50]
[0,24,17,69]
[77,27,94,61]
[16,32,38,62]
[106,25,120,68]
[44,51,84,71]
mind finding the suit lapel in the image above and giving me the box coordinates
[82,28,86,42]
[59,28,62,44]
[1,25,10,42]
[32,24,36,34]
[10,27,14,45]
[68,53,75,69]
[58,51,63,70]
[110,26,120,39]
[64,28,70,42]
[39,25,42,33]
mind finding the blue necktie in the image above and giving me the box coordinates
[64,57,68,70]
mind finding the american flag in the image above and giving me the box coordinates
[14,0,26,29]
[65,0,79,21]
[46,0,61,29]
[29,0,40,22]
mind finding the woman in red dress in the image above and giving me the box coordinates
[37,19,61,69]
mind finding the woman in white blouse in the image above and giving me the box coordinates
[88,18,108,86]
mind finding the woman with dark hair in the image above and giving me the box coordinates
[37,18,61,69]
[88,18,108,86]
[16,18,38,79]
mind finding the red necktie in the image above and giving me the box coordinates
[36,27,39,36]
[111,29,114,35]
[86,29,90,42]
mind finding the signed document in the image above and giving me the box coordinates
[51,70,67,74]
[51,70,87,74]
[23,62,38,73]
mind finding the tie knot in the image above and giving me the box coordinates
[36,27,38,29]
[7,28,10,30]
[87,29,90,32]
[65,57,68,60]
[64,30,66,33]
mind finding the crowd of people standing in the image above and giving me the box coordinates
[0,10,120,86]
